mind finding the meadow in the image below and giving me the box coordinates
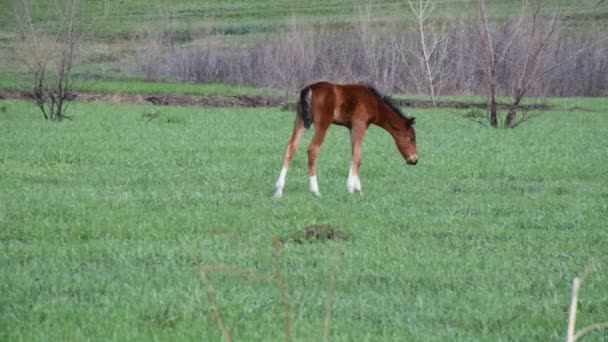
[0,0,595,37]
[1,98,607,341]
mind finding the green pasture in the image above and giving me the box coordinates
[0,72,276,97]
[0,0,599,37]
[1,98,607,341]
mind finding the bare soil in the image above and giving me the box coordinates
[0,90,284,107]
[282,223,349,244]
[0,89,553,110]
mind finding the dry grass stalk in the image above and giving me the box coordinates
[193,259,233,342]
[566,260,608,342]
[193,237,341,341]
[272,236,292,342]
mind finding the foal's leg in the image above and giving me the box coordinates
[347,123,366,194]
[307,122,330,197]
[274,116,306,198]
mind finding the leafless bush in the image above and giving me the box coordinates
[131,28,167,80]
[128,5,188,80]
[14,0,82,121]
[407,0,451,106]
[262,17,319,100]
[356,3,404,92]
[474,0,600,127]
[127,4,607,100]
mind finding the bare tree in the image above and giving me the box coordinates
[14,0,82,121]
[504,1,559,127]
[408,0,449,106]
[476,0,523,127]
[476,0,591,128]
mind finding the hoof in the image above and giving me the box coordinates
[273,188,283,198]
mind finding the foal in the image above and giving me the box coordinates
[273,81,418,198]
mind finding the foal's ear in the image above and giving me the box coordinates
[409,117,416,125]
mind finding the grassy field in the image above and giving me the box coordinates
[1,98,607,341]
[0,72,277,97]
[0,0,598,35]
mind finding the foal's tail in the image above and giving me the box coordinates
[297,87,312,129]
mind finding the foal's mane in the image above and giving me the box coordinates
[365,85,413,123]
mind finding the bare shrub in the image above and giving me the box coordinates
[356,2,401,91]
[131,28,167,80]
[262,17,318,100]
[167,41,223,83]
[407,0,451,105]
[14,0,82,121]
[474,0,596,127]
[126,4,608,100]
[129,5,186,80]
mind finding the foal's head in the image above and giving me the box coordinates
[367,85,418,165]
[394,116,418,165]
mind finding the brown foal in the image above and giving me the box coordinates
[274,81,418,198]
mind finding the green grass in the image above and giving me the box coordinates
[0,72,277,97]
[1,98,607,341]
[82,79,276,96]
[1,0,600,37]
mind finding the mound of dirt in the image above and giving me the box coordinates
[283,224,349,244]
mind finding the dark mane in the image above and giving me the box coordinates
[365,85,413,122]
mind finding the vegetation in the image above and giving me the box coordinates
[1,0,607,99]
[0,0,602,36]
[12,0,83,121]
[1,99,607,340]
[1,0,607,340]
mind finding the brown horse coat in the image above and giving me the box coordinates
[274,81,417,197]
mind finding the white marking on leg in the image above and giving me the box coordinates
[347,165,363,194]
[309,175,320,196]
[354,175,362,194]
[274,167,288,198]
[347,166,356,193]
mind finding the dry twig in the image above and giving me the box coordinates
[193,259,233,342]
[566,260,607,342]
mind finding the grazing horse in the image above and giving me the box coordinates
[273,81,418,198]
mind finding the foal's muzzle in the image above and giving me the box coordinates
[406,155,418,165]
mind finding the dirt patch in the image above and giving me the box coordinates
[1,89,554,110]
[282,223,349,244]
[142,94,284,107]
[281,98,552,111]
[0,89,285,108]
[563,11,608,22]
[391,98,552,111]
[568,106,590,112]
